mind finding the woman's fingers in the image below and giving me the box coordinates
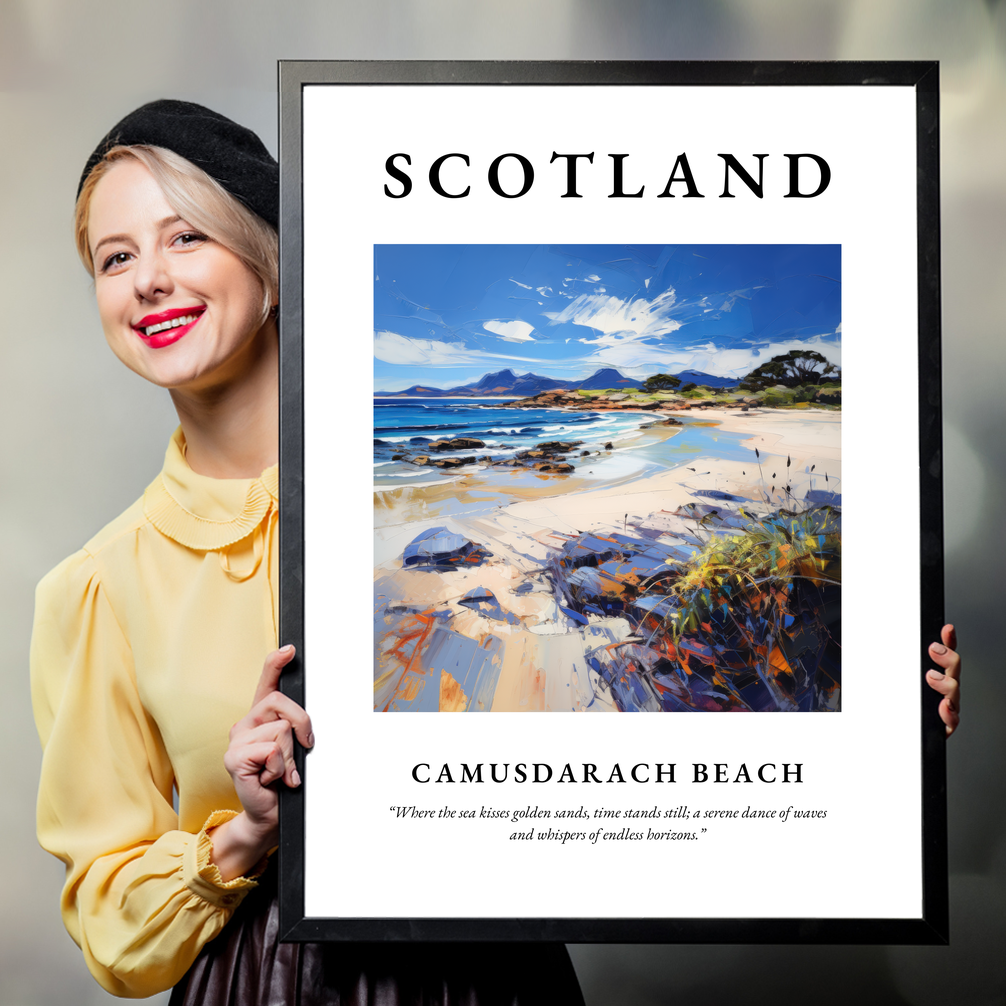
[925,667,959,704]
[930,636,960,673]
[254,691,313,748]
[928,638,961,684]
[241,644,314,749]
[941,623,957,652]
[224,738,287,788]
[259,742,289,787]
[926,669,960,736]
[927,624,961,737]
[218,647,308,847]
[941,698,960,737]
[224,645,311,812]
[230,719,302,788]
[232,689,314,750]
[252,644,296,707]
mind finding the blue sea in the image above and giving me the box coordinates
[373,397,757,488]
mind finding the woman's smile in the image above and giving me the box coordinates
[133,306,207,348]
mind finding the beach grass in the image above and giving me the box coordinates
[637,504,842,711]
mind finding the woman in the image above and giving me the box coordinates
[31,100,586,1003]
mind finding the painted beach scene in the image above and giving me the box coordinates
[374,245,841,713]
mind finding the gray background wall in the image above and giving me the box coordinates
[1,2,1003,1003]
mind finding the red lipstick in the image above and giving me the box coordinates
[132,306,205,349]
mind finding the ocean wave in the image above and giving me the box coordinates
[373,403,659,458]
[375,422,472,433]
[374,471,442,478]
[556,420,637,437]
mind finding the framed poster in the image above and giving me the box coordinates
[277,61,946,943]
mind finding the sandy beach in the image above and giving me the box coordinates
[374,406,841,713]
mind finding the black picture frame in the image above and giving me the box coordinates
[277,60,945,944]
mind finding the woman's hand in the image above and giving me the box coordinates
[926,624,961,738]
[209,645,314,881]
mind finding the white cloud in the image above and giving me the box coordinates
[583,334,842,380]
[509,278,533,289]
[536,286,553,297]
[374,331,480,366]
[585,274,601,282]
[483,319,536,343]
[544,289,683,345]
[374,330,545,369]
[583,342,698,375]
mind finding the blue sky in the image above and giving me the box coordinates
[374,244,841,392]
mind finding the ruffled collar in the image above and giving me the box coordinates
[143,428,278,551]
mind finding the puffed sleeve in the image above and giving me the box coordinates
[31,549,262,998]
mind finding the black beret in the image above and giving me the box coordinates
[78,99,278,228]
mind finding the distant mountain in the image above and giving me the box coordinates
[459,369,570,396]
[375,366,738,397]
[377,385,452,397]
[376,369,571,397]
[466,368,520,392]
[675,369,740,389]
[576,368,643,391]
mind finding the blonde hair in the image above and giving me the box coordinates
[75,145,278,323]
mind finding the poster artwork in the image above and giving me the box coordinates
[289,65,942,940]
[373,243,842,714]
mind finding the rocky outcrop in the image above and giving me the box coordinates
[427,437,486,452]
[492,438,587,475]
[533,440,583,453]
[495,387,839,415]
[501,389,668,412]
[402,527,491,568]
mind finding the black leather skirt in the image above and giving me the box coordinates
[169,868,585,1006]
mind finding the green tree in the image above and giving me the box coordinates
[741,350,839,389]
[643,373,682,391]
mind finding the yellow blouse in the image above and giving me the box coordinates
[31,428,279,998]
